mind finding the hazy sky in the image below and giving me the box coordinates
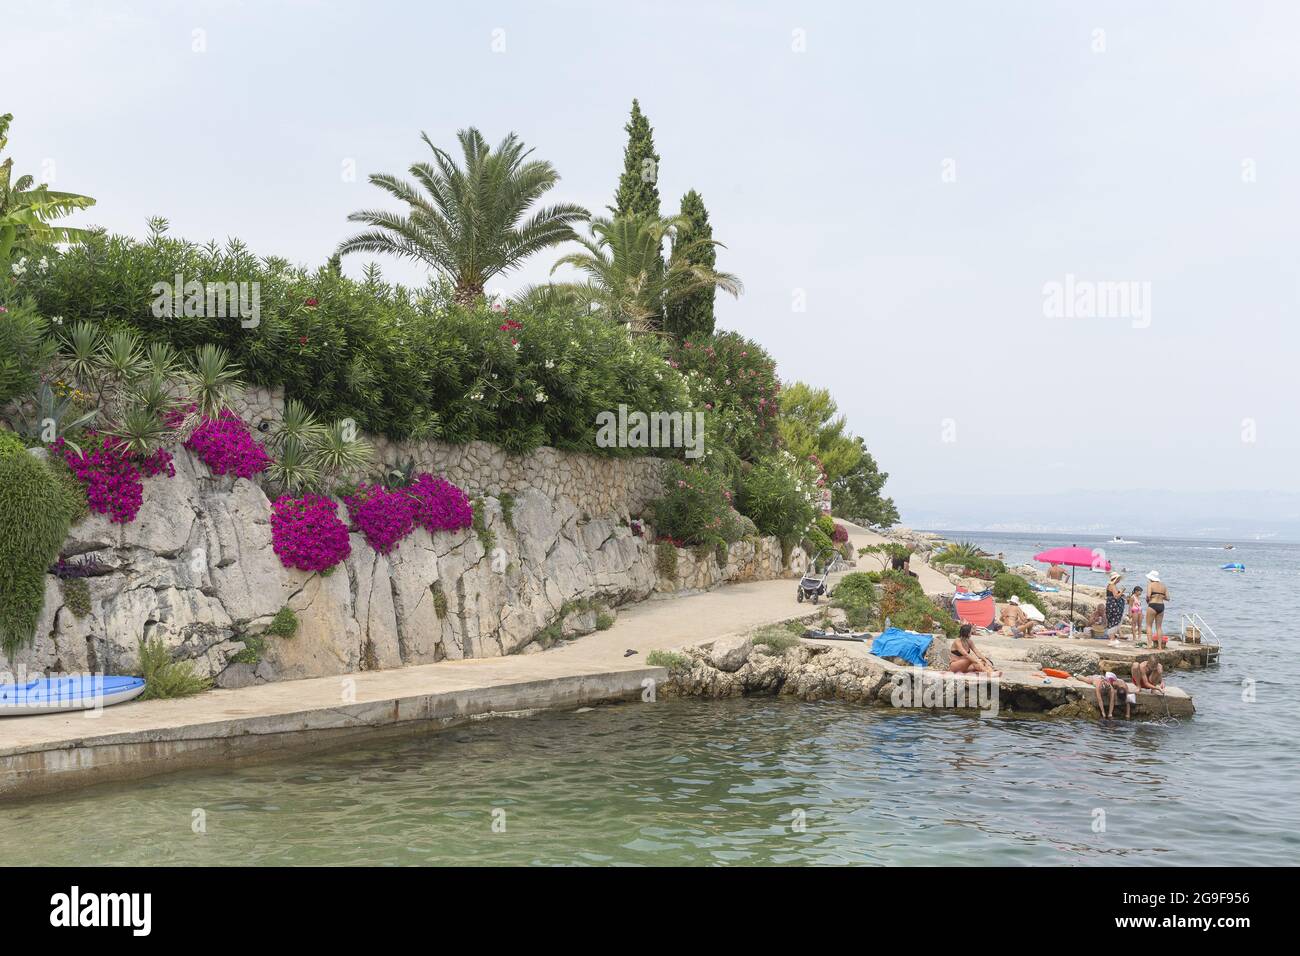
[6,0,1298,514]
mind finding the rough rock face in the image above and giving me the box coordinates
[661,643,894,703]
[656,538,796,593]
[6,448,789,687]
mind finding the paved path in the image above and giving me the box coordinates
[0,523,881,794]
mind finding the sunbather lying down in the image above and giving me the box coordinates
[1076,672,1139,720]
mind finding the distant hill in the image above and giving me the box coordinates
[899,489,1300,542]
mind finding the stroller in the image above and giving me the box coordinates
[796,550,839,604]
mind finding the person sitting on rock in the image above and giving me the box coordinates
[950,624,1001,676]
[999,596,1035,638]
[1130,658,1165,694]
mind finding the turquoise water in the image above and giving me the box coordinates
[0,532,1295,866]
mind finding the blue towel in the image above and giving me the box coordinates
[869,627,935,667]
[953,589,992,601]
[1029,582,1059,592]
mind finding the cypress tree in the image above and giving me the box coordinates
[612,99,662,219]
[665,189,717,341]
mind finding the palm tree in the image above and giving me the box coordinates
[547,214,742,332]
[0,113,96,265]
[337,128,588,305]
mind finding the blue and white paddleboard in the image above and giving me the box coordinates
[0,675,146,715]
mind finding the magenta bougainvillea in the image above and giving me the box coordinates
[184,410,271,479]
[270,494,351,572]
[342,483,417,555]
[407,474,474,533]
[341,475,474,555]
[832,522,849,544]
[57,436,146,524]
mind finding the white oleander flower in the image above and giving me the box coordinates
[535,390,547,403]
[544,359,555,369]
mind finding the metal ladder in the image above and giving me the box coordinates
[1180,610,1220,662]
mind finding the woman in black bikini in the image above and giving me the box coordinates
[950,623,1001,676]
[1145,570,1169,648]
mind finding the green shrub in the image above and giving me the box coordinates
[831,572,878,628]
[472,498,495,553]
[992,573,1047,615]
[736,453,816,539]
[430,580,449,619]
[0,298,57,408]
[45,455,89,524]
[595,611,615,631]
[751,624,799,653]
[499,492,515,531]
[266,606,299,638]
[646,649,692,672]
[230,633,265,664]
[139,638,212,699]
[20,229,692,454]
[0,430,74,653]
[879,577,959,639]
[803,527,834,562]
[60,577,90,618]
[815,513,835,538]
[715,540,728,567]
[655,540,678,578]
[648,462,739,546]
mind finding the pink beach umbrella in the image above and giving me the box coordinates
[1034,545,1111,626]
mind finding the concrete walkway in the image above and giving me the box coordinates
[0,524,877,797]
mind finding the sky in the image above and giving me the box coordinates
[5,1,1298,530]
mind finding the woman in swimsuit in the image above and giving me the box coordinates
[1130,658,1165,693]
[1145,570,1169,648]
[1078,672,1128,719]
[1104,572,1127,639]
[950,623,1001,676]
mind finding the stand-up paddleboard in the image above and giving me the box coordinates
[0,675,145,715]
[1221,563,1246,572]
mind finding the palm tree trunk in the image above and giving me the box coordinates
[454,281,484,307]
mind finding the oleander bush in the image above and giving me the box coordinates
[18,229,692,454]
[992,572,1047,615]
[0,299,57,407]
[0,430,77,652]
[668,331,780,465]
[649,461,740,546]
[735,452,817,540]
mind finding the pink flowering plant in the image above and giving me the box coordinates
[184,410,271,479]
[407,474,474,533]
[342,483,417,554]
[669,331,780,462]
[648,462,741,547]
[56,433,177,524]
[270,494,351,572]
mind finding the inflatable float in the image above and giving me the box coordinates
[1221,563,1246,572]
[0,675,146,716]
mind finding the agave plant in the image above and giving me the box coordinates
[131,367,181,420]
[13,382,99,453]
[269,398,327,452]
[96,328,148,385]
[59,321,103,392]
[311,420,374,480]
[265,435,322,495]
[103,404,171,458]
[144,341,183,380]
[183,344,242,420]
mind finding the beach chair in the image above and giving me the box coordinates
[953,595,995,629]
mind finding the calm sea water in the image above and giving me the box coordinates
[1,532,1295,866]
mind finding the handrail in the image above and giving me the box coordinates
[1180,610,1219,643]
